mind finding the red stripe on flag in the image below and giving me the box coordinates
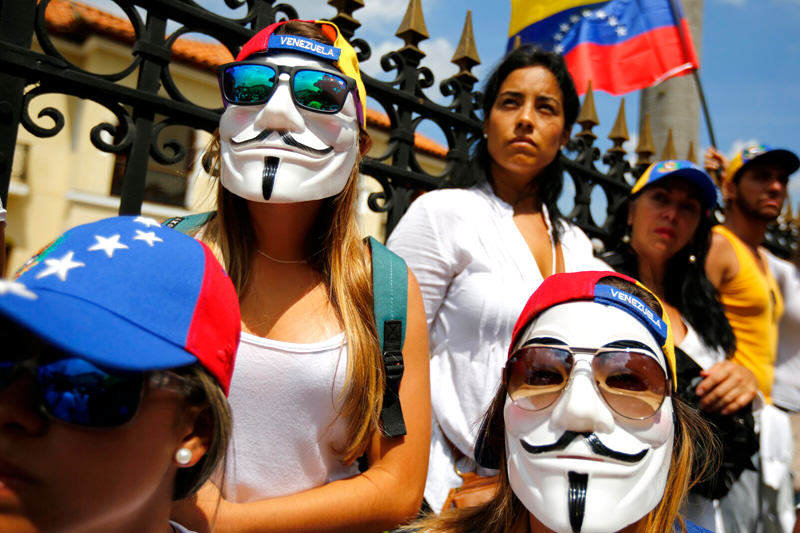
[564,20,698,96]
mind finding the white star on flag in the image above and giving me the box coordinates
[554,44,565,54]
[554,33,563,41]
[609,16,618,27]
[582,9,592,17]
[36,251,85,282]
[596,10,607,19]
[616,26,628,36]
[570,15,580,23]
[134,230,164,247]
[0,280,37,300]
[88,234,129,258]
[134,216,160,228]
[559,23,570,32]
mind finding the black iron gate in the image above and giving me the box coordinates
[0,0,795,257]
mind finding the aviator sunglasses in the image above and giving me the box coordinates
[1,340,192,428]
[218,61,356,114]
[505,344,670,420]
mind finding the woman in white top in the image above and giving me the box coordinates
[387,46,607,512]
[601,160,761,532]
[172,20,431,533]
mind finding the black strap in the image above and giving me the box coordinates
[368,236,408,438]
[381,318,406,437]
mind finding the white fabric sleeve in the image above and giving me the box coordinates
[560,221,613,272]
[386,193,463,329]
[0,197,5,223]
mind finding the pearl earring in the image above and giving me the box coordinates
[482,132,488,139]
[175,448,193,466]
[688,254,697,264]
[622,226,632,244]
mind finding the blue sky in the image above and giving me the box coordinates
[79,0,800,211]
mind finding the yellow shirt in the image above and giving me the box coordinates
[713,225,784,400]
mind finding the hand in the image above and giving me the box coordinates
[703,147,728,185]
[695,360,758,415]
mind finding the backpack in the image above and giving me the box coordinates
[163,213,408,437]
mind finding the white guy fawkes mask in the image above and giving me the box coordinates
[504,301,674,533]
[218,52,359,203]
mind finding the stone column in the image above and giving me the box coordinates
[638,0,704,160]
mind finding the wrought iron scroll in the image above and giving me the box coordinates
[0,0,795,256]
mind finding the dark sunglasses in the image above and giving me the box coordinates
[218,61,356,114]
[505,344,670,420]
[1,350,191,428]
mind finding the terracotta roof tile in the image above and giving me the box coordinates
[42,0,234,69]
[42,0,446,159]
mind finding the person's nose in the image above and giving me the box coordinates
[660,201,679,223]
[253,73,305,133]
[0,375,47,437]
[766,176,787,196]
[515,102,536,133]
[550,361,615,434]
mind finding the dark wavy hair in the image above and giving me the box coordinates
[604,186,736,355]
[448,45,580,243]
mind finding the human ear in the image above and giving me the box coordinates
[358,131,372,156]
[559,127,570,148]
[722,179,736,203]
[627,201,636,226]
[173,407,211,469]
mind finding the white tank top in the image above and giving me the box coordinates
[220,332,361,502]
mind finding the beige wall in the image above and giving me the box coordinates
[7,32,446,274]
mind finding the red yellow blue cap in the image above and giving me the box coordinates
[236,20,367,129]
[724,144,800,184]
[509,271,676,388]
[631,159,717,210]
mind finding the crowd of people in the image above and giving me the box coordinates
[0,18,798,533]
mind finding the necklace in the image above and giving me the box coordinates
[255,248,308,264]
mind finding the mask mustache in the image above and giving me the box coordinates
[520,431,648,463]
[230,130,333,156]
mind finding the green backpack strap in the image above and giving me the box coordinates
[368,236,408,438]
[162,211,216,234]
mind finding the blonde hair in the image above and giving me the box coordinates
[200,21,382,463]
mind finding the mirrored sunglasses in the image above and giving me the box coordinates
[218,61,356,114]
[1,349,191,428]
[505,344,670,420]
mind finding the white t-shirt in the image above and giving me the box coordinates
[219,332,360,502]
[387,184,610,511]
[766,252,800,411]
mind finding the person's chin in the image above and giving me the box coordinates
[0,487,38,533]
[757,206,781,221]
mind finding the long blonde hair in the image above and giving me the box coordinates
[201,20,383,464]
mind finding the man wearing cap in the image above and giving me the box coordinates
[701,145,799,411]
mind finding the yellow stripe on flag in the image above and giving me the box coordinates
[509,0,604,37]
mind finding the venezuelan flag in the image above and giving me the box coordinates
[508,0,699,95]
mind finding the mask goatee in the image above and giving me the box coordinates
[568,471,588,532]
[262,156,279,200]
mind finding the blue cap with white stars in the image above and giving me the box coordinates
[0,216,241,394]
